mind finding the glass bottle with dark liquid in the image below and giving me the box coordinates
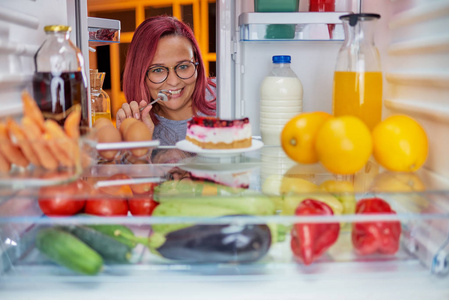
[33,25,88,126]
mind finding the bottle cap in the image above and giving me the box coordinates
[272,55,291,64]
[339,13,381,26]
[44,25,72,32]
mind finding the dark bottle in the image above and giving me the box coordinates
[33,25,88,126]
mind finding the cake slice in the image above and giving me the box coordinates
[186,116,252,149]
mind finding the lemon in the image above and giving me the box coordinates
[281,112,332,164]
[315,116,373,175]
[372,115,428,172]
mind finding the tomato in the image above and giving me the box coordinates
[38,179,90,216]
[97,173,134,197]
[83,173,133,217]
[130,182,155,196]
[84,196,129,216]
[129,196,159,216]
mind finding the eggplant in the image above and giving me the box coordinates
[155,222,272,263]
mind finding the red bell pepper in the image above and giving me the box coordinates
[352,197,402,255]
[291,199,340,265]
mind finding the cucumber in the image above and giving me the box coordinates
[36,228,103,275]
[60,225,133,263]
[75,214,137,249]
[85,224,137,249]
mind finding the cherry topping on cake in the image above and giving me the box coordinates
[189,116,249,128]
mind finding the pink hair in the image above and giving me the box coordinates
[122,16,216,124]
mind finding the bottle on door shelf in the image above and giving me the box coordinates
[260,55,303,146]
[33,25,89,127]
[90,69,111,125]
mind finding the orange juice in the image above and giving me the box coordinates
[333,71,382,131]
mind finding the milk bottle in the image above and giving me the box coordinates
[260,55,303,145]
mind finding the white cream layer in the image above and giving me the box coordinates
[187,123,252,143]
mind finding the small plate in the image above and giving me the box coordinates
[176,139,264,158]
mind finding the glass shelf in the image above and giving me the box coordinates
[239,12,350,41]
[88,17,121,46]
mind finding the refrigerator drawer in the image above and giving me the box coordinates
[1,153,449,284]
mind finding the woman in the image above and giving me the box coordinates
[116,16,216,145]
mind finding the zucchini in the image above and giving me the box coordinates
[61,225,133,263]
[36,228,103,275]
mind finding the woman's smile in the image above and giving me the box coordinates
[168,88,183,97]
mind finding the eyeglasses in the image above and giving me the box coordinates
[146,61,199,84]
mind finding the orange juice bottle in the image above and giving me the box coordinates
[333,71,382,131]
[333,13,382,130]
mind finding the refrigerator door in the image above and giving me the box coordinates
[363,0,449,180]
[0,0,89,118]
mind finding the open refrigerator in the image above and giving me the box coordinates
[1,0,449,299]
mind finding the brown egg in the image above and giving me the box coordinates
[124,120,152,157]
[93,117,113,129]
[119,118,138,138]
[97,124,121,160]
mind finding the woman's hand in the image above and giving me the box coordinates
[116,100,155,133]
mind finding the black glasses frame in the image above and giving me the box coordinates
[146,61,199,84]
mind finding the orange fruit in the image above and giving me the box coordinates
[281,111,332,164]
[315,116,372,175]
[372,115,428,172]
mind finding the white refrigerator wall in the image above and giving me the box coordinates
[217,0,360,133]
[217,0,449,182]
[0,0,89,118]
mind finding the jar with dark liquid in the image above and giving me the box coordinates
[33,25,88,126]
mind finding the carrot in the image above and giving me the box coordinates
[6,118,41,166]
[0,122,29,168]
[64,104,81,139]
[0,149,11,173]
[44,119,79,167]
[43,133,74,168]
[22,117,58,171]
[21,91,45,132]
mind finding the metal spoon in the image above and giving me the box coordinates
[140,90,172,112]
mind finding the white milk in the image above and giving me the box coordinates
[260,76,303,102]
[260,76,303,145]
